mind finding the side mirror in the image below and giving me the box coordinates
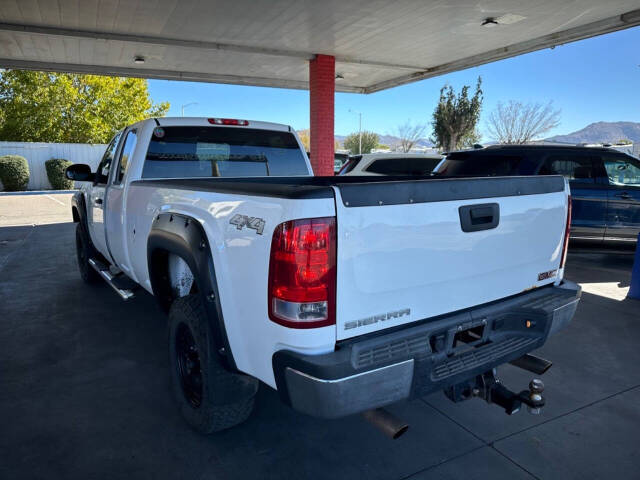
[65,164,94,182]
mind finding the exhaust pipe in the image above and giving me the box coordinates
[509,353,552,375]
[362,408,409,439]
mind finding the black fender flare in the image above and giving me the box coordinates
[71,191,88,227]
[147,212,237,371]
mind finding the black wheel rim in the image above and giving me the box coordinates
[175,322,203,408]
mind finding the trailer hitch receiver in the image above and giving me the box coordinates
[445,370,546,415]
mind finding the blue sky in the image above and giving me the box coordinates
[148,26,640,141]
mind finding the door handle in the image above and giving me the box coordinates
[95,198,103,205]
[615,192,631,200]
[459,203,500,232]
[470,206,495,223]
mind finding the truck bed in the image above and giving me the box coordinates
[127,173,568,382]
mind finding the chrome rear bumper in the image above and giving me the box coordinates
[274,281,581,419]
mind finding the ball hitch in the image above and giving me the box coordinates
[445,370,546,415]
[526,379,545,414]
[484,373,545,415]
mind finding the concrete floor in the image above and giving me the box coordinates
[0,192,73,227]
[1,193,639,479]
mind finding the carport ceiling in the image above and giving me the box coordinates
[0,0,639,93]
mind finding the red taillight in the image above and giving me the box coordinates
[268,217,336,328]
[560,195,572,269]
[207,118,249,126]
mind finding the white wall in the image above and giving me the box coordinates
[0,141,106,190]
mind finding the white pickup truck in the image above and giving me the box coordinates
[66,117,580,436]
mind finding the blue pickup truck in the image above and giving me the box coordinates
[436,145,640,244]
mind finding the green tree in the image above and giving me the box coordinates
[460,128,482,149]
[297,129,310,151]
[0,70,169,143]
[344,130,379,154]
[431,77,483,152]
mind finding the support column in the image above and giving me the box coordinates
[309,54,335,176]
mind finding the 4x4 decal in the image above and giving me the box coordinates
[229,214,266,235]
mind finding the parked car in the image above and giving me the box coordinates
[65,117,579,435]
[338,153,443,176]
[435,145,640,244]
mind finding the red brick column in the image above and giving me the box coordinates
[309,54,335,176]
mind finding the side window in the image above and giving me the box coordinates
[96,132,122,184]
[114,130,138,184]
[437,154,525,176]
[542,154,595,183]
[603,156,640,186]
[365,159,395,174]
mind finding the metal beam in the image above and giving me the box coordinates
[0,58,366,93]
[364,9,640,93]
[0,22,425,72]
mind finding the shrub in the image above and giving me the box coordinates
[45,158,74,190]
[0,155,30,191]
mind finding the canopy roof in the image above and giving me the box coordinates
[0,1,638,93]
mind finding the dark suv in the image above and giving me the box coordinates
[436,145,640,244]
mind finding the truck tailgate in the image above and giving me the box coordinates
[334,176,568,340]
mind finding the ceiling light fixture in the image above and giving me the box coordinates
[133,56,146,64]
[481,17,499,28]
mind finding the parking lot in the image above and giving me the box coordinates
[1,193,638,480]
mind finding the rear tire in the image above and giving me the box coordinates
[168,294,258,433]
[75,223,101,284]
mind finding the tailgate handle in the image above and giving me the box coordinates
[459,203,500,232]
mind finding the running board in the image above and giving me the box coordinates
[88,258,136,300]
[509,353,553,375]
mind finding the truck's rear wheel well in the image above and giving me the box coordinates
[147,212,237,371]
[148,249,198,312]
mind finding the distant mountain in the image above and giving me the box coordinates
[547,121,640,144]
[378,134,434,148]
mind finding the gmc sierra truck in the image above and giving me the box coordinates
[65,117,580,436]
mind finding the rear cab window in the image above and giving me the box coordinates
[142,126,309,178]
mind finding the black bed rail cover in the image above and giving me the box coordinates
[336,175,565,207]
[130,175,564,206]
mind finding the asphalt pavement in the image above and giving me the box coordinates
[1,193,638,479]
